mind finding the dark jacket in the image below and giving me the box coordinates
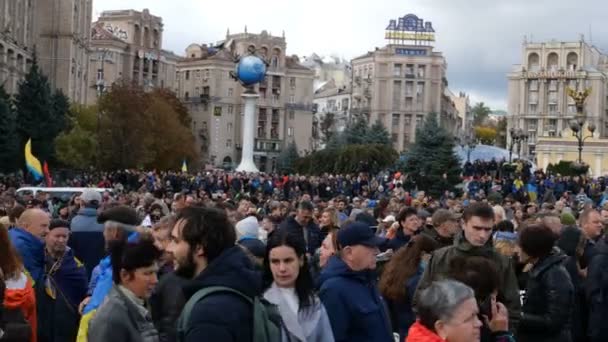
[586,238,608,342]
[150,271,186,342]
[518,251,574,342]
[420,226,453,249]
[318,256,393,342]
[384,228,413,251]
[181,246,262,342]
[415,234,521,331]
[88,285,159,342]
[386,264,423,341]
[36,248,88,342]
[69,207,105,279]
[279,216,321,255]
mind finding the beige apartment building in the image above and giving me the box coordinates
[176,30,315,172]
[507,38,608,158]
[450,91,472,134]
[87,9,179,104]
[0,0,92,103]
[351,44,459,152]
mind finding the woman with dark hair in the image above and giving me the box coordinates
[378,234,439,340]
[88,239,162,342]
[447,256,514,342]
[0,223,37,342]
[516,223,574,342]
[263,230,334,342]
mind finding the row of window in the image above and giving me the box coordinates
[527,51,578,71]
[393,63,426,78]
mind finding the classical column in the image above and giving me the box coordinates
[595,152,602,178]
[236,90,260,172]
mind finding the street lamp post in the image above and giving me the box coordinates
[508,128,528,163]
[566,87,594,170]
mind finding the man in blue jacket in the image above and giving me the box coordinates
[9,208,49,285]
[318,221,393,342]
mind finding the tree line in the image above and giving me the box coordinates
[0,56,197,174]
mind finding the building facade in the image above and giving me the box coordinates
[0,0,92,103]
[34,0,92,104]
[176,30,315,172]
[312,83,351,149]
[0,0,35,94]
[507,38,608,158]
[301,53,351,91]
[451,91,472,134]
[87,9,178,104]
[350,14,459,153]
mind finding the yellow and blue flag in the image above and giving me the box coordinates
[25,139,43,180]
[181,159,188,173]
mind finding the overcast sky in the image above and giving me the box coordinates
[93,0,608,110]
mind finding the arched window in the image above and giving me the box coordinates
[528,53,540,71]
[567,52,578,71]
[547,52,558,71]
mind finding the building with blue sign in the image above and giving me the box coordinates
[350,14,461,153]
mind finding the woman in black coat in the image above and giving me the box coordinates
[517,222,574,342]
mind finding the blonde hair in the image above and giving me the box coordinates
[494,239,516,257]
[493,205,506,222]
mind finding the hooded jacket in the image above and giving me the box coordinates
[181,246,263,342]
[318,256,393,342]
[69,207,105,279]
[415,233,521,331]
[518,251,573,342]
[8,228,44,285]
[279,216,321,255]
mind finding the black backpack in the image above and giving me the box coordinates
[0,274,32,342]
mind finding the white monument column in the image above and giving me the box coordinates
[236,90,260,172]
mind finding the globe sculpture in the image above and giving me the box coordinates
[234,53,267,173]
[236,55,267,86]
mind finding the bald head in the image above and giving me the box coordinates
[18,209,50,240]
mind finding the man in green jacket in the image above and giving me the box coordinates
[415,202,521,331]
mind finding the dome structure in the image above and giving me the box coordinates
[454,144,537,170]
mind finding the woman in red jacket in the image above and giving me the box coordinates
[1,223,37,342]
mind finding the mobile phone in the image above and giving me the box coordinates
[479,296,493,320]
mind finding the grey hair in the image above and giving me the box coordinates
[417,280,475,331]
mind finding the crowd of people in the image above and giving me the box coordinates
[1,166,608,341]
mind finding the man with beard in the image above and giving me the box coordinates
[37,219,88,342]
[167,207,262,341]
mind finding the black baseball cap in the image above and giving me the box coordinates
[338,222,385,248]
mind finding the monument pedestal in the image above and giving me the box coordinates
[236,92,260,173]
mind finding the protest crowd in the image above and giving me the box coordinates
[2,160,608,342]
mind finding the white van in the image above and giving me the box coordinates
[15,187,113,200]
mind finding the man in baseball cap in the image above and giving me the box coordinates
[318,221,392,342]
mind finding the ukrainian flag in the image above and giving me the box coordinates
[181,159,188,173]
[24,139,43,180]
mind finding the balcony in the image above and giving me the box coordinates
[254,138,282,152]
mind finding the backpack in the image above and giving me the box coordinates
[177,286,281,342]
[1,307,32,342]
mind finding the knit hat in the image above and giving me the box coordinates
[560,212,576,226]
[49,219,70,230]
[98,206,139,227]
[236,216,259,241]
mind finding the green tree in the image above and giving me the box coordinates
[319,112,335,144]
[55,105,99,169]
[367,119,391,145]
[344,115,369,145]
[294,144,398,175]
[15,54,57,164]
[472,102,491,126]
[402,112,462,198]
[0,86,19,173]
[278,141,299,173]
